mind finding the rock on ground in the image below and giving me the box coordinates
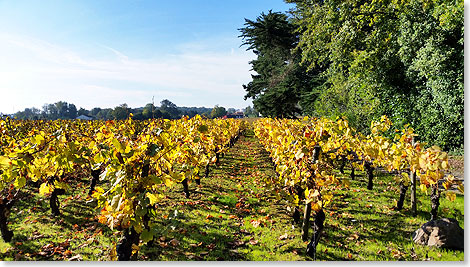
[412,218,464,250]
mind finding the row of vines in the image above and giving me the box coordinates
[0,115,248,260]
[253,116,463,259]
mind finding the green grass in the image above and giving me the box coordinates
[0,129,464,261]
[0,178,117,260]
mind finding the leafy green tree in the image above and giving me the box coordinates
[39,101,77,120]
[244,106,253,117]
[90,108,102,117]
[244,105,260,118]
[96,109,113,120]
[160,99,180,119]
[14,107,42,120]
[112,104,130,120]
[210,105,227,118]
[42,103,58,120]
[396,0,464,150]
[142,103,156,119]
[78,108,89,117]
[288,0,463,150]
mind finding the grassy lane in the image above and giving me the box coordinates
[141,129,307,260]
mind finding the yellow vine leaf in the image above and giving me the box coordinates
[0,156,11,168]
[445,192,456,202]
[39,183,53,196]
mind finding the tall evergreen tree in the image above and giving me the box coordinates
[239,10,321,118]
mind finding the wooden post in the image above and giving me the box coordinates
[365,161,374,190]
[117,227,139,261]
[396,182,408,210]
[88,169,101,196]
[301,145,321,241]
[0,203,13,242]
[410,136,417,217]
[301,202,312,241]
[182,179,190,198]
[339,155,346,174]
[430,184,440,221]
[306,209,325,260]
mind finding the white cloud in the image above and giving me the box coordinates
[0,33,255,113]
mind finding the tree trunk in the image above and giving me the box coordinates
[339,155,346,174]
[293,206,301,224]
[365,161,374,190]
[117,227,139,261]
[215,148,220,165]
[396,182,408,210]
[350,167,355,180]
[410,136,417,216]
[410,171,417,217]
[182,178,190,198]
[205,164,210,178]
[142,163,150,177]
[293,185,303,224]
[302,145,321,241]
[88,169,101,196]
[306,209,325,260]
[50,188,66,216]
[301,202,312,241]
[0,204,13,242]
[430,184,440,221]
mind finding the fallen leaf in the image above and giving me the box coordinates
[169,239,180,247]
[248,238,258,245]
[63,250,72,257]
[68,254,83,261]
[250,220,261,228]
[279,233,288,240]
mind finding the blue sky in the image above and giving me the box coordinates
[0,0,294,114]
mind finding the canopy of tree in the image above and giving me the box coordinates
[240,0,463,151]
[12,99,213,121]
[239,10,323,118]
[210,105,227,118]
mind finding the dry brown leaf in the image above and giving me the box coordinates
[250,220,261,228]
[68,254,83,261]
[278,233,288,240]
[169,239,180,247]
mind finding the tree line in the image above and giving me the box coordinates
[239,0,463,152]
[10,100,259,121]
